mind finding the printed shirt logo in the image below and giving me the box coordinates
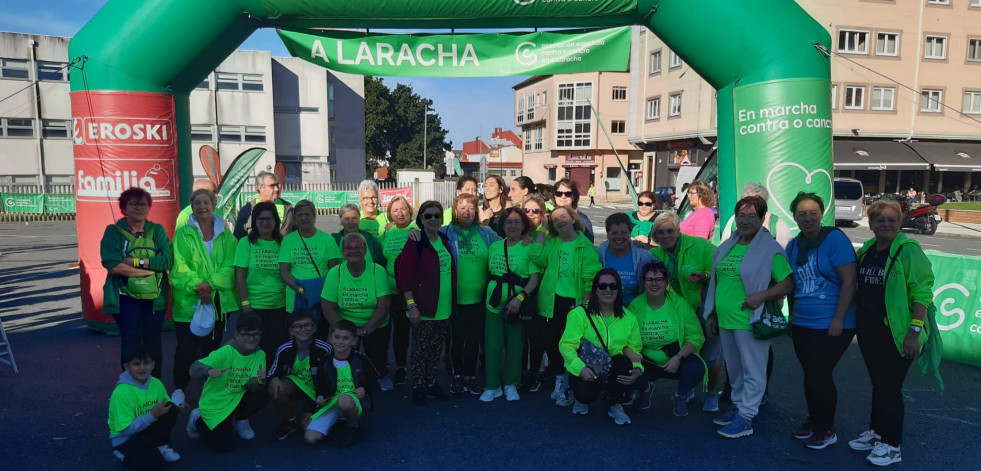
[75,117,173,146]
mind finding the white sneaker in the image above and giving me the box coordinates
[608,404,632,425]
[156,445,181,463]
[555,392,574,407]
[234,419,255,439]
[479,388,503,402]
[848,429,882,451]
[504,385,520,401]
[186,408,201,440]
[572,401,589,415]
[550,374,568,401]
[171,389,185,407]
[378,376,394,391]
[866,442,902,467]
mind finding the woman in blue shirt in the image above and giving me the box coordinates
[785,192,857,450]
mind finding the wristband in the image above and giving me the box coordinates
[240,300,250,308]
[297,286,305,294]
[910,318,925,328]
[516,293,526,302]
[406,299,416,306]
[133,258,139,267]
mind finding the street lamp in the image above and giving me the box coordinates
[422,100,432,169]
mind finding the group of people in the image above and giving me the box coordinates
[102,172,940,469]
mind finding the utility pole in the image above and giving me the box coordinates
[423,106,427,169]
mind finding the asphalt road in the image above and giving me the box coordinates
[1,220,979,471]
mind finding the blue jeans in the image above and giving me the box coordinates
[639,354,706,397]
[114,294,165,378]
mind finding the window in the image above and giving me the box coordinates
[871,87,896,111]
[969,39,981,62]
[242,74,263,91]
[669,93,682,117]
[191,125,213,141]
[516,95,525,122]
[526,93,535,121]
[41,119,70,139]
[924,35,947,59]
[218,125,266,143]
[646,98,661,120]
[831,84,838,109]
[838,30,870,54]
[649,51,661,74]
[964,92,981,114]
[927,0,949,4]
[611,120,626,134]
[612,87,627,101]
[606,167,622,191]
[327,82,335,119]
[37,62,68,82]
[876,32,900,56]
[215,72,264,91]
[669,51,682,68]
[535,126,543,150]
[1,58,29,79]
[244,126,266,143]
[1,118,34,138]
[541,91,547,106]
[547,167,556,184]
[973,0,981,6]
[844,85,865,110]
[920,89,942,113]
[555,82,592,148]
[196,77,210,89]
[524,128,532,151]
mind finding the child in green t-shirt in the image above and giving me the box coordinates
[304,320,368,448]
[108,344,186,469]
[268,309,334,441]
[186,312,268,452]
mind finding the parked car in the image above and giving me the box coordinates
[654,186,676,209]
[833,178,865,226]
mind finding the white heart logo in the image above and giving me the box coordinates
[765,162,832,231]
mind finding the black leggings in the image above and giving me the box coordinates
[114,408,178,470]
[195,389,268,453]
[792,325,855,432]
[569,355,634,405]
[362,324,391,378]
[451,303,484,377]
[857,319,912,446]
[255,307,288,367]
[527,295,575,377]
[173,295,226,390]
[389,296,411,368]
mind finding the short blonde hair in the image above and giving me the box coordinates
[652,211,681,231]
[386,195,413,221]
[867,200,902,221]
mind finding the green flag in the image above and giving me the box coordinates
[215,148,266,222]
[278,27,631,77]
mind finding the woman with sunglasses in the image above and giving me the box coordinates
[396,201,456,405]
[521,194,550,235]
[558,269,643,425]
[529,205,602,404]
[626,261,706,417]
[332,204,386,266]
[439,194,500,396]
[679,179,716,240]
[628,191,658,245]
[381,196,416,387]
[480,175,510,236]
[552,178,594,242]
[235,201,287,366]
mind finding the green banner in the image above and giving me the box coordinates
[44,194,76,213]
[929,251,981,368]
[729,78,835,234]
[2,193,45,213]
[278,27,631,77]
[215,148,266,222]
[263,0,639,21]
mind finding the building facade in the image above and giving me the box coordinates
[514,72,642,200]
[0,31,366,190]
[458,127,524,179]
[629,1,981,196]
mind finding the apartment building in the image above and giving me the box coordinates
[514,72,643,200]
[629,1,981,196]
[458,127,524,179]
[0,31,366,190]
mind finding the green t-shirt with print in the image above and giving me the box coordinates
[322,262,391,328]
[311,359,362,418]
[198,345,266,429]
[631,301,679,365]
[234,237,286,309]
[714,244,792,330]
[288,355,315,401]
[279,230,340,312]
[486,240,541,314]
[433,237,453,321]
[554,240,578,298]
[359,213,388,239]
[382,225,415,292]
[107,377,171,435]
[452,226,490,305]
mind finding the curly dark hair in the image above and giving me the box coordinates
[585,268,626,318]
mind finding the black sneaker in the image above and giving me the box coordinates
[449,375,464,396]
[394,367,408,386]
[792,420,813,440]
[427,384,450,401]
[272,417,297,441]
[337,425,362,448]
[412,387,427,406]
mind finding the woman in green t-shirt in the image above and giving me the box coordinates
[332,204,386,266]
[381,195,415,387]
[703,196,793,439]
[481,207,540,402]
[521,194,550,235]
[357,179,388,239]
[439,193,500,396]
[625,260,706,417]
[278,200,341,340]
[322,232,391,389]
[235,201,287,365]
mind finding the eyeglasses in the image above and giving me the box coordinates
[290,322,315,330]
[127,202,150,208]
[524,208,542,215]
[422,213,441,220]
[360,196,379,201]
[555,191,575,198]
[638,201,654,207]
[262,183,281,188]
[596,283,620,291]
[238,331,261,340]
[644,277,667,284]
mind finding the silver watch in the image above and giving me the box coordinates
[909,325,922,333]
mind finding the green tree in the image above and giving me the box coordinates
[364,77,451,175]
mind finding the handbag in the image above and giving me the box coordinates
[296,233,326,323]
[752,299,788,340]
[577,312,613,381]
[502,242,536,322]
[190,301,216,336]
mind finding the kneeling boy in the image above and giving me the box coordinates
[305,320,367,447]
[268,309,333,440]
[108,344,185,469]
[187,312,267,452]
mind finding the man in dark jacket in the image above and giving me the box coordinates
[233,171,296,239]
[267,310,333,441]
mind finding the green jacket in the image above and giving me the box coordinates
[649,233,715,310]
[170,221,239,322]
[627,292,705,366]
[559,306,643,376]
[856,233,935,355]
[530,232,602,319]
[100,219,173,314]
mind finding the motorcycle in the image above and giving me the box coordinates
[882,193,945,235]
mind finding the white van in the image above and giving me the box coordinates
[833,178,865,225]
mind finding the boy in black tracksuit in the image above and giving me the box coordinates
[267,309,333,441]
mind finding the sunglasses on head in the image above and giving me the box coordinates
[555,191,575,198]
[596,282,620,291]
[422,213,441,220]
[638,201,654,207]
[524,208,542,215]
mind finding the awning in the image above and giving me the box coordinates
[833,139,929,170]
[904,141,981,172]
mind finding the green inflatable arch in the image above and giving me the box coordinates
[68,0,832,324]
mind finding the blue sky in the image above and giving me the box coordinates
[0,0,522,148]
